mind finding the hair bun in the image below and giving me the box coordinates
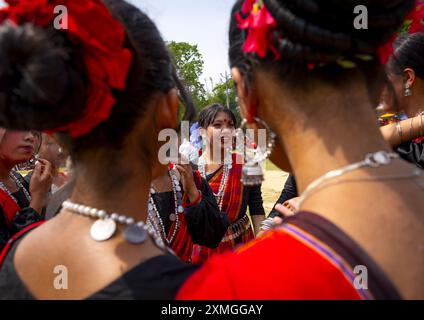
[261,0,416,63]
[0,22,86,131]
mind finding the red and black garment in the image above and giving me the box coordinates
[150,169,229,263]
[191,153,265,264]
[0,173,43,252]
[178,212,401,300]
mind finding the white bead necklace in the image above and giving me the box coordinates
[147,169,183,246]
[198,156,232,211]
[0,171,31,205]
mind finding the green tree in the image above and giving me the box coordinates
[204,78,242,126]
[167,41,207,111]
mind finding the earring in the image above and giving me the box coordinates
[235,117,276,186]
[404,83,413,97]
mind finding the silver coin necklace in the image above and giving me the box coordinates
[62,200,170,252]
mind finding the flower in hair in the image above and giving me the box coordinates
[377,0,424,65]
[236,0,281,59]
[0,0,132,138]
[189,122,202,151]
[407,0,424,33]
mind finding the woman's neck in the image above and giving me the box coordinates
[203,147,225,165]
[0,158,14,181]
[264,82,394,194]
[69,158,151,222]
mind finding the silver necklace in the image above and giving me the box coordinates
[198,156,232,211]
[0,171,32,204]
[147,169,182,246]
[62,200,170,252]
[297,151,409,209]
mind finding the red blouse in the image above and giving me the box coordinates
[177,212,400,300]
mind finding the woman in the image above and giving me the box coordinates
[178,0,424,299]
[25,133,68,193]
[0,130,52,251]
[38,134,68,193]
[0,0,199,299]
[190,104,265,264]
[379,33,424,168]
[148,163,229,263]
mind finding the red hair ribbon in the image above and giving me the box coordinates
[236,0,281,60]
[377,0,424,65]
[0,0,132,138]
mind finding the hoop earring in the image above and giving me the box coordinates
[235,117,276,186]
[404,83,412,97]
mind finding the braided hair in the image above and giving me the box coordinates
[229,0,416,85]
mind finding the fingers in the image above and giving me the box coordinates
[32,161,42,178]
[34,159,53,181]
[275,203,295,217]
[40,160,53,181]
[176,164,189,177]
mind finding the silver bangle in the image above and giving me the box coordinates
[260,217,277,231]
[396,121,403,144]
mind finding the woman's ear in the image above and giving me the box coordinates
[154,88,179,130]
[404,68,416,88]
[232,67,258,122]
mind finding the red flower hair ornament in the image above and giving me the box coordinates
[236,0,280,60]
[237,0,424,66]
[376,0,424,64]
[0,0,132,138]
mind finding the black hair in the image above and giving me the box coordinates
[229,0,415,86]
[0,0,194,160]
[387,32,424,79]
[198,104,237,129]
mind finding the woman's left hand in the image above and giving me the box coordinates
[175,164,199,202]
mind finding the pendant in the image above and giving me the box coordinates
[90,219,117,242]
[148,202,154,211]
[169,213,176,222]
[177,205,184,213]
[241,164,264,186]
[123,224,148,244]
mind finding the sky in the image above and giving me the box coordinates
[130,0,234,87]
[0,0,234,87]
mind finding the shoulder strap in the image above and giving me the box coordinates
[0,188,21,229]
[0,221,44,269]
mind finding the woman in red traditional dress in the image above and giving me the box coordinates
[190,104,266,264]
[148,163,229,263]
[0,130,52,251]
[177,0,424,299]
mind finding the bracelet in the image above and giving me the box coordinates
[260,217,277,231]
[410,118,414,141]
[396,121,403,144]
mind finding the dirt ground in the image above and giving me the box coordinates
[261,164,289,215]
